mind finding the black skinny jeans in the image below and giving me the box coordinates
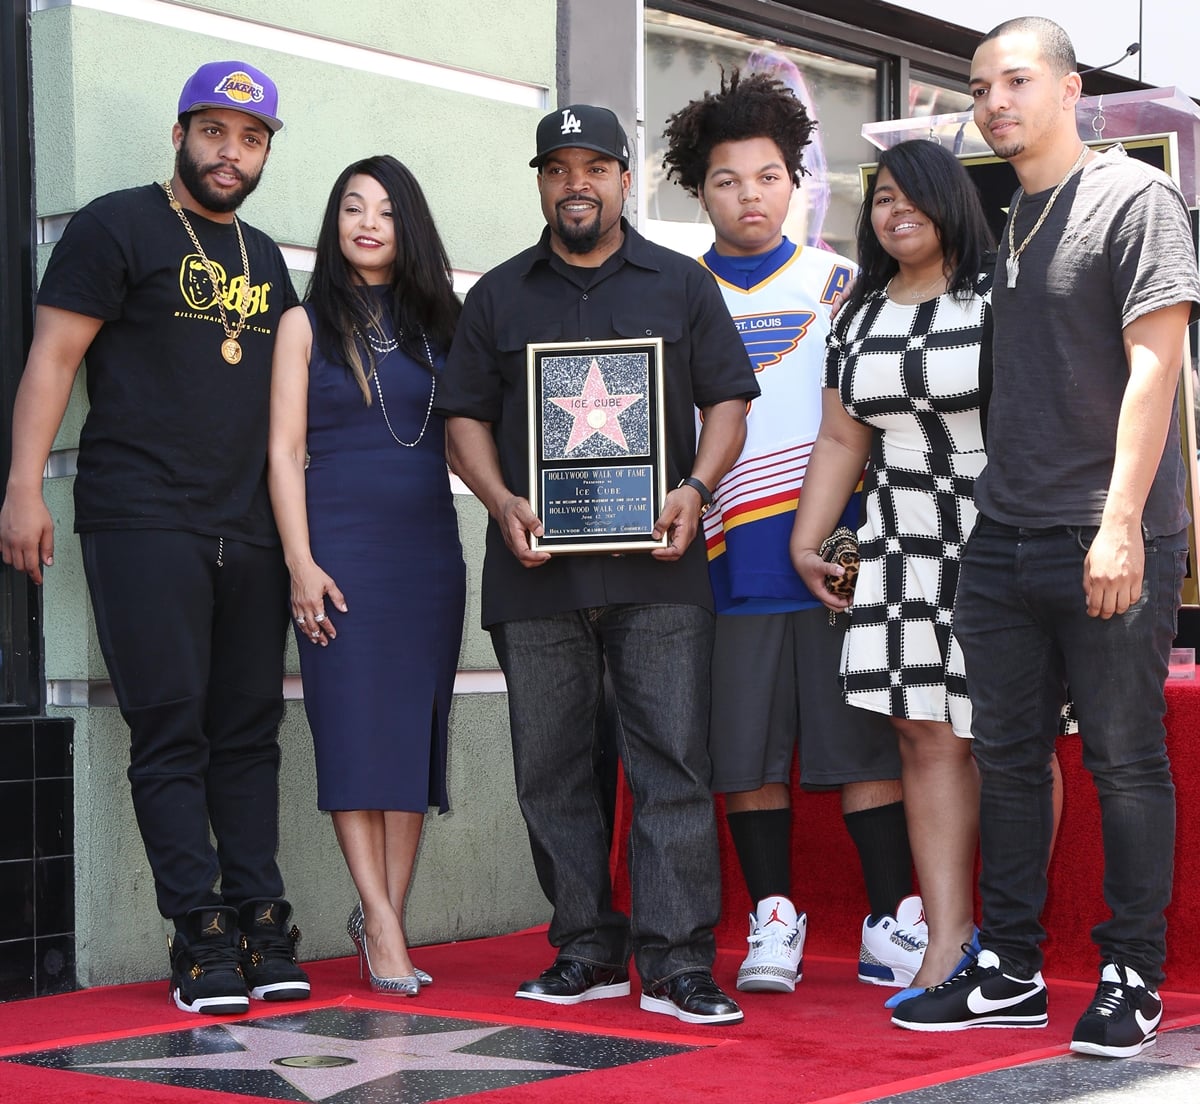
[82,529,289,921]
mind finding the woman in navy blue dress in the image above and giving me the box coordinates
[268,155,464,995]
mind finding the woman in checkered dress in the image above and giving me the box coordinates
[790,139,992,1001]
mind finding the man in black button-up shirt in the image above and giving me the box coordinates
[437,104,758,1024]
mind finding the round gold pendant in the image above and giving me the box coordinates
[221,338,242,364]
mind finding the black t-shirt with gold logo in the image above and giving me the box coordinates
[38,183,298,545]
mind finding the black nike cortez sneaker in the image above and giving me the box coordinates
[1070,962,1162,1058]
[890,948,1048,1031]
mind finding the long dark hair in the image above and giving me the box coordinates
[843,139,993,317]
[307,155,460,403]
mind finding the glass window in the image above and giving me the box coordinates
[643,10,879,260]
[907,71,972,119]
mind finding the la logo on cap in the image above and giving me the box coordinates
[560,108,583,135]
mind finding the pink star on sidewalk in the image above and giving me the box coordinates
[549,358,644,452]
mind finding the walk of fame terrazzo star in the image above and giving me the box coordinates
[548,358,644,452]
[6,1005,699,1104]
[74,1020,583,1100]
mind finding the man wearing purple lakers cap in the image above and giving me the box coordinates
[438,105,757,1024]
[0,61,308,1014]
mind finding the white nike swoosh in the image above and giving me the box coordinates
[1135,1007,1161,1034]
[966,985,1038,1014]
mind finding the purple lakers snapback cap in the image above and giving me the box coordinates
[178,61,283,132]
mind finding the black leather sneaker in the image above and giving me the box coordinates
[237,898,311,1002]
[515,957,630,1005]
[640,970,744,1024]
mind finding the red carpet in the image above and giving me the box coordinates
[1,680,1197,1101]
[3,929,1200,1104]
[671,675,1200,988]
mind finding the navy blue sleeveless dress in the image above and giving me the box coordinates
[297,301,465,812]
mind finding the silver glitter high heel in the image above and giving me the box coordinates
[346,903,427,994]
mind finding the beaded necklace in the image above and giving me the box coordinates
[357,327,436,448]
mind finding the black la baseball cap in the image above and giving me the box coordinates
[530,104,630,169]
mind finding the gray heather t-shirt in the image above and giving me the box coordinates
[976,146,1200,536]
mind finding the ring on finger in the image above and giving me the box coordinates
[314,612,326,623]
[311,631,321,639]
[296,617,306,625]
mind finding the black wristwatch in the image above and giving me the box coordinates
[677,476,713,515]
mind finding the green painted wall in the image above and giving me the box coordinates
[199,0,554,85]
[30,0,556,987]
[32,5,550,269]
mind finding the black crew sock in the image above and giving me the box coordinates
[726,807,793,906]
[843,800,914,920]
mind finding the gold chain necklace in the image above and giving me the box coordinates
[1005,145,1088,289]
[160,180,251,364]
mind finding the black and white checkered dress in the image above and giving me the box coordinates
[826,280,991,738]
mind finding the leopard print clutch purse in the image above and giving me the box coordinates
[818,526,859,618]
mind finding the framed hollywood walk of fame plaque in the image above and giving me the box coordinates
[527,338,668,553]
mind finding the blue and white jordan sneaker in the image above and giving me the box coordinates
[859,894,928,987]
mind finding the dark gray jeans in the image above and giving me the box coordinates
[955,517,1185,985]
[491,603,720,988]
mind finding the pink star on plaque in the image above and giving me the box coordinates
[549,358,644,452]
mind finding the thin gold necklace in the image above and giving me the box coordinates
[160,180,251,364]
[1005,145,1088,289]
[887,272,947,303]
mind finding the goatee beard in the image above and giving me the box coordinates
[556,201,603,254]
[175,146,261,214]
